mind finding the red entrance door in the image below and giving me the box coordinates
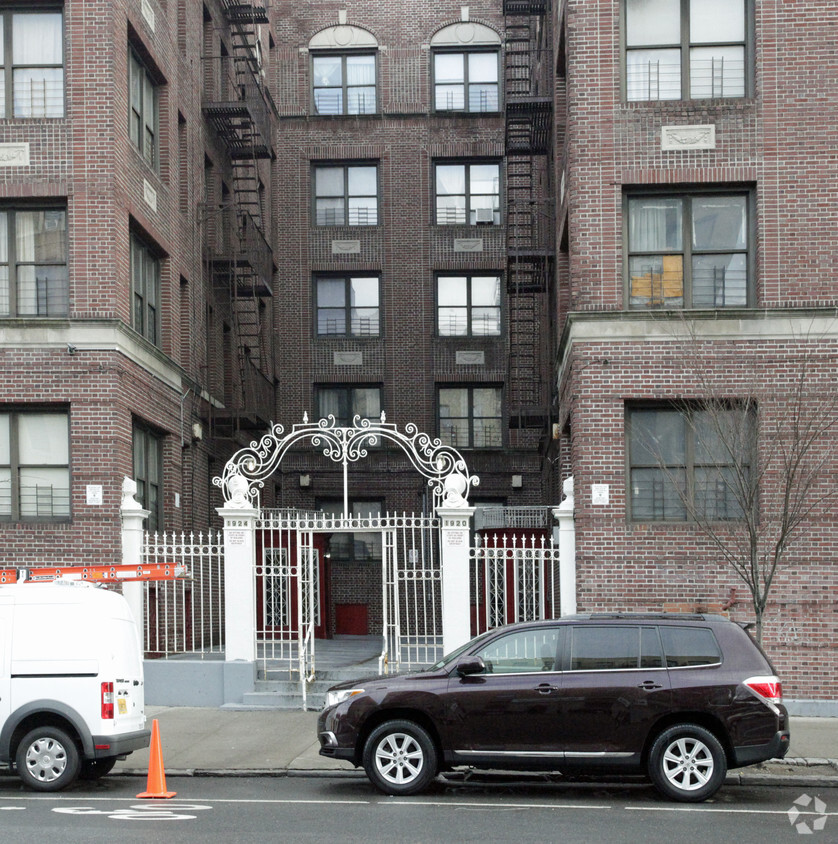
[256,530,329,639]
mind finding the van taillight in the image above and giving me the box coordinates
[101,682,114,719]
[744,676,782,705]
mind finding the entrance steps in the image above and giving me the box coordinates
[246,635,383,710]
[243,666,378,710]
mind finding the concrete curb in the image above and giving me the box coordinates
[115,759,838,788]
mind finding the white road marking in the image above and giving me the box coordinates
[626,805,838,817]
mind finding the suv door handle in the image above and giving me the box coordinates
[637,680,663,690]
[534,683,559,694]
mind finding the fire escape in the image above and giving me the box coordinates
[504,0,555,442]
[203,0,276,435]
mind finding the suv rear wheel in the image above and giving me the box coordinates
[15,726,81,792]
[648,724,727,802]
[362,720,438,796]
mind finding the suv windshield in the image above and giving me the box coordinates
[431,630,495,670]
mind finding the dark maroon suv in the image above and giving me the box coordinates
[318,613,790,802]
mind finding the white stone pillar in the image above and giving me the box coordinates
[217,474,258,663]
[120,477,149,632]
[438,504,475,655]
[552,476,576,616]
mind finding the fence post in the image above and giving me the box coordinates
[437,472,475,655]
[120,477,149,632]
[217,475,258,663]
[552,476,576,616]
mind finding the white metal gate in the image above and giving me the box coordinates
[470,532,559,635]
[256,511,319,697]
[255,511,443,696]
[380,514,442,674]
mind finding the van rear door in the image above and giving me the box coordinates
[108,615,145,734]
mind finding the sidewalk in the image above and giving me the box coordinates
[114,709,838,788]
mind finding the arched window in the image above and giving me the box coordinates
[430,21,501,113]
[309,25,378,115]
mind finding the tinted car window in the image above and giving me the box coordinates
[660,626,722,667]
[477,627,559,673]
[570,626,640,670]
[640,626,664,668]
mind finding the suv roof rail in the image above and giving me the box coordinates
[582,612,729,622]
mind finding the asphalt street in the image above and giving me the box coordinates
[0,775,835,843]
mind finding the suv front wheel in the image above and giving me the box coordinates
[648,724,727,802]
[362,720,438,796]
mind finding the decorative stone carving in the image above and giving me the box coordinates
[430,21,500,47]
[442,472,468,508]
[334,351,363,366]
[454,238,483,252]
[309,24,378,49]
[143,179,158,212]
[224,472,252,509]
[455,350,485,365]
[331,239,361,254]
[0,143,30,167]
[555,475,575,514]
[120,476,143,511]
[661,124,716,151]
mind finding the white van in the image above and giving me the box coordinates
[0,580,150,791]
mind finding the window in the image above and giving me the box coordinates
[437,274,500,336]
[0,410,69,520]
[569,626,664,671]
[0,207,68,317]
[316,274,379,337]
[435,162,500,226]
[625,0,746,101]
[660,626,722,667]
[317,385,381,426]
[476,627,559,674]
[627,192,749,309]
[438,386,502,448]
[434,51,499,112]
[312,53,376,115]
[313,164,378,226]
[320,500,382,563]
[133,422,162,533]
[129,48,158,168]
[131,233,160,346]
[0,10,64,118]
[628,405,751,522]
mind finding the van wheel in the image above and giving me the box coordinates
[362,720,438,796]
[648,724,727,802]
[80,756,118,780]
[16,727,81,792]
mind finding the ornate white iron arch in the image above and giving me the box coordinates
[213,412,479,513]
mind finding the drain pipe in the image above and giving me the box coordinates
[180,387,192,449]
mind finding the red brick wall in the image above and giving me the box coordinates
[557,0,838,699]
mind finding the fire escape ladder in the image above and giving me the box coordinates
[203,0,276,437]
[504,3,555,438]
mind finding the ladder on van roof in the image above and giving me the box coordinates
[0,563,189,585]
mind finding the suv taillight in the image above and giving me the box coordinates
[744,675,782,705]
[101,682,114,719]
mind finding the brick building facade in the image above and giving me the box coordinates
[553,0,838,703]
[0,0,278,560]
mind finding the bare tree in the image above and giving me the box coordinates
[632,318,838,642]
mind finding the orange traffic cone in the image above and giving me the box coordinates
[137,718,176,799]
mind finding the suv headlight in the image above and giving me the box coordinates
[326,688,365,709]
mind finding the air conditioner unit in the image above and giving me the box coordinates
[475,208,494,224]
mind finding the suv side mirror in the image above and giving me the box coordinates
[456,655,486,676]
